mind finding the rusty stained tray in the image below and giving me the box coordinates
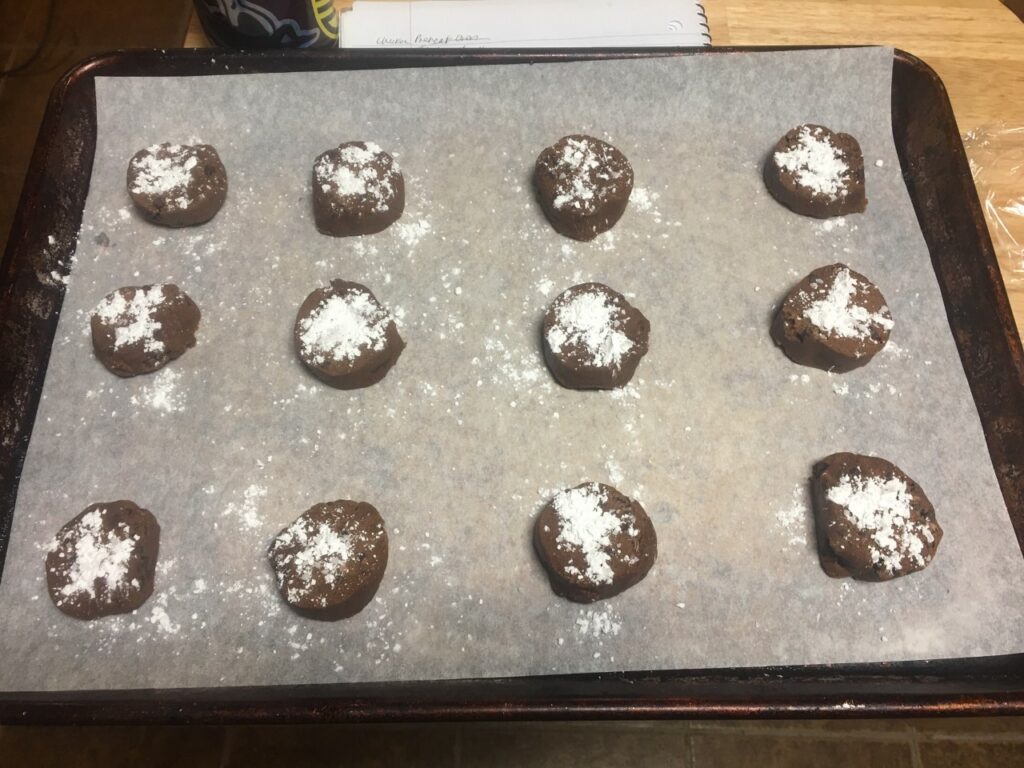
[1,47,1023,724]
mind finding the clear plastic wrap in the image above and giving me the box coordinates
[963,125,1024,284]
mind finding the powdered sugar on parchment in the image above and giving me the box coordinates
[546,286,633,369]
[93,285,168,353]
[775,485,809,548]
[774,126,850,199]
[222,484,268,531]
[298,288,393,365]
[828,473,935,575]
[130,368,185,414]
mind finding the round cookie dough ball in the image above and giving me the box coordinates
[127,143,227,227]
[534,134,634,241]
[534,482,657,603]
[269,499,389,621]
[91,283,201,377]
[812,452,942,581]
[45,500,161,620]
[313,141,405,236]
[542,282,650,389]
[294,279,405,389]
[764,124,866,218]
[771,263,893,373]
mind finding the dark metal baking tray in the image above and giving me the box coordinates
[1,47,1022,724]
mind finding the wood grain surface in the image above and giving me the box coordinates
[183,1,1024,328]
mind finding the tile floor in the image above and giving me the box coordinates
[0,1,1023,764]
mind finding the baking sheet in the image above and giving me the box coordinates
[1,48,1023,692]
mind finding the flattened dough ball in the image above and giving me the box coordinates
[534,134,634,241]
[771,263,892,373]
[91,283,201,377]
[534,482,657,603]
[127,143,227,227]
[313,141,404,236]
[46,500,160,620]
[764,124,866,218]
[812,453,942,581]
[269,499,389,621]
[294,279,405,389]
[542,282,650,389]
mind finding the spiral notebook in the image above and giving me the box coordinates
[339,0,711,49]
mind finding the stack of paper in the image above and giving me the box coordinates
[339,0,711,49]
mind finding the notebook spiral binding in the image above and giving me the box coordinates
[696,3,711,45]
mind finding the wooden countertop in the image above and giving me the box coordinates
[184,1,1024,327]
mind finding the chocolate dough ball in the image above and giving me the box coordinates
[771,263,893,373]
[127,143,227,227]
[91,283,201,377]
[764,124,866,218]
[294,279,404,389]
[313,141,404,236]
[542,282,650,389]
[45,500,160,620]
[534,482,657,603]
[534,134,634,241]
[812,453,942,581]
[269,499,389,621]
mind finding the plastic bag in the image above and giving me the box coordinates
[962,125,1024,285]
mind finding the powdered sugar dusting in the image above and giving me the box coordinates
[548,136,629,214]
[546,287,633,369]
[298,288,392,365]
[129,144,199,209]
[774,126,850,199]
[315,142,398,213]
[93,285,168,353]
[552,483,628,585]
[828,473,933,575]
[272,518,354,606]
[802,267,893,342]
[51,510,137,603]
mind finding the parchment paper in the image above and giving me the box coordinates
[2,48,1024,692]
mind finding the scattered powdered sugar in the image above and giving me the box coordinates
[774,126,850,199]
[273,518,354,605]
[149,602,180,635]
[553,483,628,585]
[394,218,431,247]
[298,289,392,365]
[828,473,934,574]
[802,268,893,342]
[222,484,268,530]
[775,485,809,547]
[817,217,847,234]
[630,187,661,220]
[130,368,184,414]
[315,142,398,213]
[575,605,622,639]
[93,285,168,353]
[129,145,199,205]
[51,510,137,602]
[546,287,633,369]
